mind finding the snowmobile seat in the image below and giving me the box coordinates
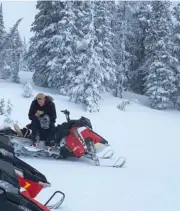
[63,116,92,129]
[0,134,14,153]
[0,184,50,211]
[0,160,19,188]
[0,189,26,211]
[0,126,17,136]
[76,116,92,129]
[0,134,14,164]
[55,116,92,143]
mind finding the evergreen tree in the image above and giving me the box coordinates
[68,1,117,111]
[46,1,77,94]
[112,2,136,97]
[94,1,116,92]
[10,29,23,83]
[28,1,59,86]
[0,18,22,80]
[1,18,22,50]
[171,3,180,108]
[69,1,103,112]
[4,98,13,125]
[0,3,5,45]
[20,37,30,72]
[130,2,151,94]
[143,1,177,109]
[0,3,6,78]
[0,98,5,115]
[6,99,12,116]
[22,81,33,98]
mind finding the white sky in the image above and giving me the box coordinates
[2,0,179,44]
[2,1,37,43]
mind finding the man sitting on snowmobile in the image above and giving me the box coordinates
[28,93,57,146]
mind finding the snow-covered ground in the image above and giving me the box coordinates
[0,72,180,211]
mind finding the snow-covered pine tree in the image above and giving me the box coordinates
[94,1,116,93]
[171,3,180,108]
[6,98,12,116]
[3,101,12,124]
[10,29,23,83]
[69,1,105,112]
[112,2,125,97]
[143,1,177,109]
[0,98,5,115]
[28,1,59,87]
[0,3,6,79]
[22,81,33,98]
[112,2,136,97]
[0,3,5,46]
[130,2,151,94]
[19,37,30,72]
[1,18,22,50]
[0,61,11,79]
[0,18,22,80]
[173,4,180,58]
[4,98,13,124]
[46,1,77,94]
[68,1,119,112]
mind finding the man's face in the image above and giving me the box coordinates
[37,97,45,106]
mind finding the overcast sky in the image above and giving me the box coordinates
[2,1,37,43]
[2,0,179,44]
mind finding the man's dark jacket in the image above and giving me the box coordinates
[28,96,57,124]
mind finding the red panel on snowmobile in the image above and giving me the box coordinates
[17,175,43,198]
[21,190,50,211]
[81,128,102,144]
[66,132,85,157]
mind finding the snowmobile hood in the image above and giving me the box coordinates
[0,159,20,191]
[14,157,50,184]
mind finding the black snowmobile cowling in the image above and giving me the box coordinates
[0,159,48,211]
[0,134,65,210]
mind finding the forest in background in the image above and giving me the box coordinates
[1,1,180,112]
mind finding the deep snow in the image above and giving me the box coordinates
[0,71,180,211]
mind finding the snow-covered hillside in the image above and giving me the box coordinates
[0,72,180,211]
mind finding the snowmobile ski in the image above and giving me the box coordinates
[6,135,125,168]
[97,149,114,159]
[92,155,126,168]
[84,140,125,168]
[84,147,125,168]
[44,191,65,209]
[98,156,126,168]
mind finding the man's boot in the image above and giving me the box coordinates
[31,131,40,147]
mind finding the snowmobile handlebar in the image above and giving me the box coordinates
[61,110,70,122]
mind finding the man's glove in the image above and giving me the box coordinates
[35,110,44,117]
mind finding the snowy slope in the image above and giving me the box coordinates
[0,72,180,211]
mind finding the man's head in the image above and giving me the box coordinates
[36,93,46,106]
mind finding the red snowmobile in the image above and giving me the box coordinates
[0,134,65,211]
[55,110,113,162]
[0,110,125,168]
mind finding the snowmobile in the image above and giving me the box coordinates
[0,134,65,210]
[0,110,126,168]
